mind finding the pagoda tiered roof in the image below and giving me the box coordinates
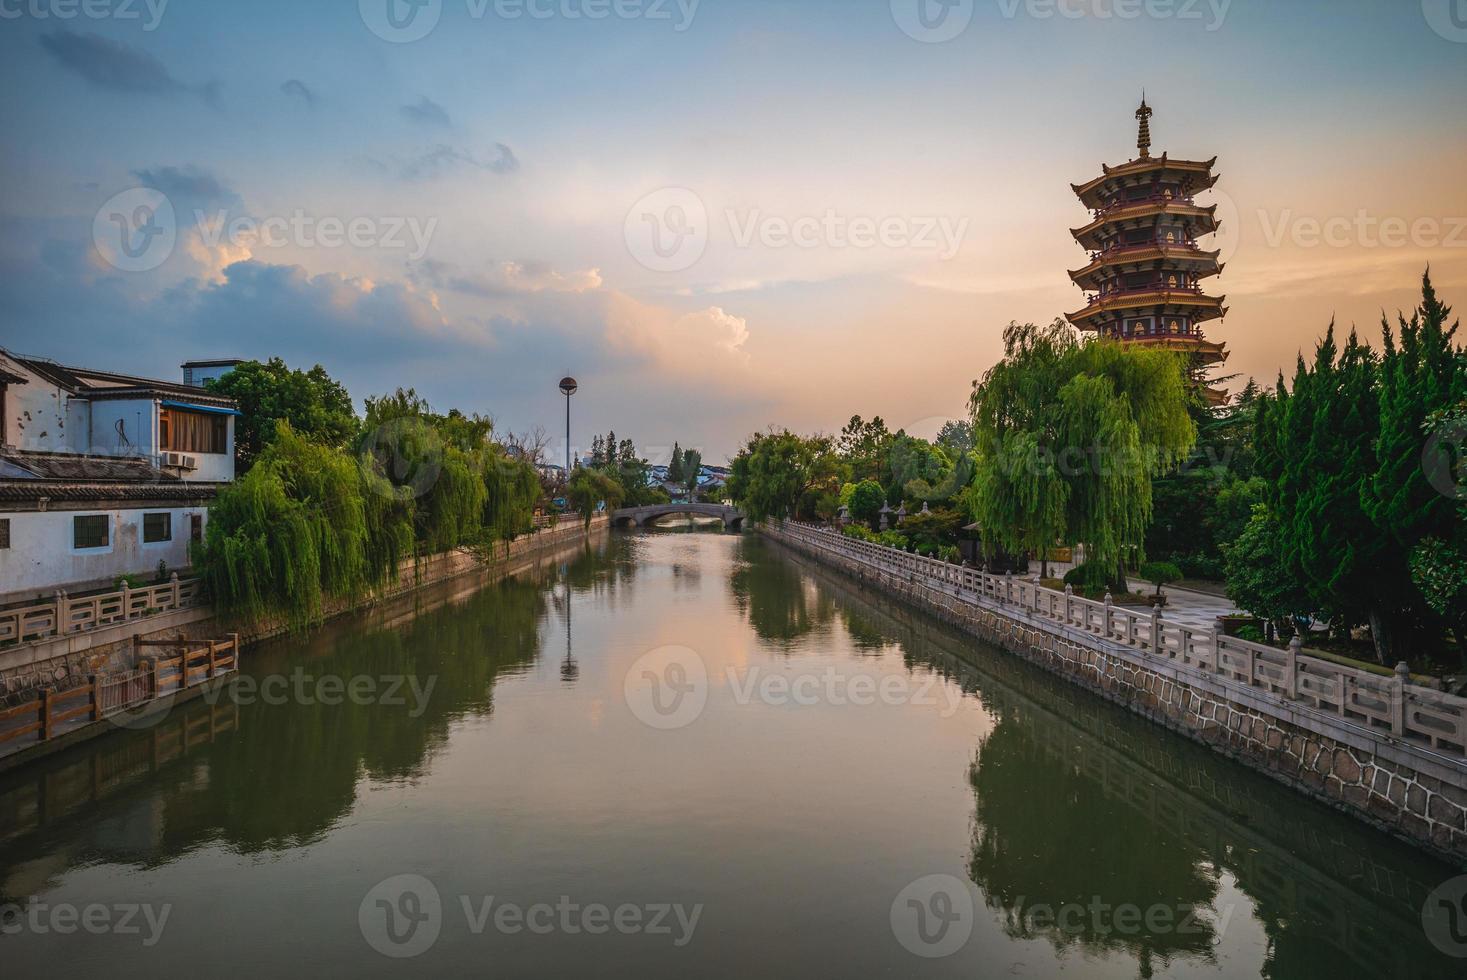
[1070,154,1219,209]
[1064,98,1231,375]
[1068,244,1223,290]
[1070,200,1220,251]
[1067,289,1228,326]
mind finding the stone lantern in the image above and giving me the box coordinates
[837,505,851,527]
[895,503,908,526]
[920,501,930,515]
[879,503,893,531]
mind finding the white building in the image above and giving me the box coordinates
[0,350,240,603]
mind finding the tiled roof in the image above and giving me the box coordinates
[9,355,236,407]
[0,451,170,482]
[0,481,221,503]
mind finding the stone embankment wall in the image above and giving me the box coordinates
[0,519,607,702]
[763,522,1467,866]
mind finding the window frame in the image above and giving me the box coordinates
[143,512,172,544]
[0,517,9,550]
[159,407,229,455]
[73,514,110,550]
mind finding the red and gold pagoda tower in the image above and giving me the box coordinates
[1067,98,1230,401]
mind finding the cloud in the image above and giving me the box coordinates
[281,79,316,107]
[39,31,219,106]
[132,165,238,206]
[606,297,752,377]
[415,258,602,296]
[393,143,520,181]
[401,96,450,128]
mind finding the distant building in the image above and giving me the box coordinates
[0,349,240,601]
[181,358,244,388]
[1067,99,1230,404]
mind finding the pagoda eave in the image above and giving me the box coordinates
[1067,291,1227,323]
[1070,201,1217,239]
[1067,245,1223,287]
[1071,155,1219,206]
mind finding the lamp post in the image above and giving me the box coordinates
[558,376,578,476]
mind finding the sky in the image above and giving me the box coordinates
[2,0,1466,462]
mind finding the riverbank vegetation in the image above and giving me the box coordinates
[726,271,1465,669]
[196,369,544,627]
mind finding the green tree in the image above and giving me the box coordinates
[1363,273,1465,659]
[969,320,1195,585]
[566,466,624,527]
[206,358,357,471]
[727,430,842,521]
[848,480,885,529]
[836,415,892,482]
[668,442,684,484]
[682,447,703,499]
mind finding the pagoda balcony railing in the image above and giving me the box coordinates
[1091,193,1196,220]
[1091,282,1205,301]
[1087,239,1202,263]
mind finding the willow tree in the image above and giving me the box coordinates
[198,422,373,626]
[480,445,542,549]
[969,320,1195,586]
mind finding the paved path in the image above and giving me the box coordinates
[1034,557,1240,633]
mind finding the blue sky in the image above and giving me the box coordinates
[2,0,1465,460]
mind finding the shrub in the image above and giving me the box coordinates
[1063,561,1111,592]
[1139,560,1184,595]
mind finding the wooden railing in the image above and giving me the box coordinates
[0,634,240,760]
[774,521,1467,757]
[0,574,204,647]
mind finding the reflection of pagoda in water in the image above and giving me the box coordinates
[1068,98,1230,402]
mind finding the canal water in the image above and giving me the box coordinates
[1,528,1462,978]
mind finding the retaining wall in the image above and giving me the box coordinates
[763,521,1467,865]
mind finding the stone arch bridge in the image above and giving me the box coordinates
[611,503,747,530]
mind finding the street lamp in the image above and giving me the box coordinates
[558,376,578,475]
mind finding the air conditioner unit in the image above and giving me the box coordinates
[162,452,182,467]
[162,452,197,471]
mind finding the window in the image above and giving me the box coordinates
[160,407,228,454]
[144,512,172,543]
[190,514,203,543]
[0,518,9,549]
[74,514,109,549]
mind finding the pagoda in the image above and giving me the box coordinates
[1067,98,1230,400]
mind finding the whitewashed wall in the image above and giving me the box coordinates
[0,505,207,602]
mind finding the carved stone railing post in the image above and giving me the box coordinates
[1064,585,1073,625]
[1102,592,1113,638]
[1151,604,1162,652]
[170,572,180,608]
[1392,662,1410,736]
[120,580,132,622]
[55,590,69,635]
[1285,635,1301,700]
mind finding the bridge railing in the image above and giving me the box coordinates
[773,521,1467,757]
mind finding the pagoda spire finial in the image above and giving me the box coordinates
[1136,94,1153,160]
